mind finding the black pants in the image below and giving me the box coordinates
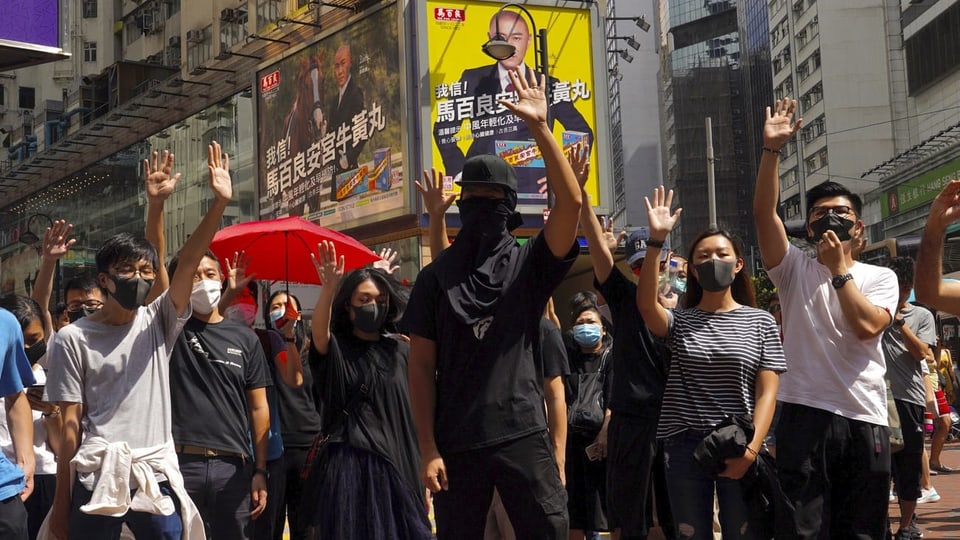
[272,447,311,540]
[434,430,568,540]
[25,474,55,540]
[775,402,890,540]
[0,494,27,540]
[252,457,285,540]
[606,414,671,539]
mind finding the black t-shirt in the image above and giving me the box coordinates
[564,338,613,408]
[309,332,423,499]
[402,232,577,453]
[258,328,323,448]
[538,317,570,380]
[170,317,271,458]
[595,267,670,419]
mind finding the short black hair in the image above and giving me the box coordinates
[0,294,43,332]
[887,256,915,286]
[167,249,219,281]
[567,290,598,325]
[64,275,102,296]
[96,233,159,274]
[806,181,863,218]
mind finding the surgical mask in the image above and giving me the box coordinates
[108,275,153,311]
[352,302,387,334]
[190,280,222,315]
[572,323,603,348]
[269,309,285,324]
[67,306,100,323]
[809,213,854,242]
[596,304,613,324]
[695,259,737,293]
[25,340,46,365]
[672,277,687,294]
[225,304,257,327]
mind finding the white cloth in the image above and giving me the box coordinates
[36,437,205,540]
[767,244,899,425]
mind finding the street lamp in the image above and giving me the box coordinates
[608,15,651,32]
[608,48,634,63]
[611,35,641,51]
[482,3,551,110]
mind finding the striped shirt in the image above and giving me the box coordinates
[657,306,787,439]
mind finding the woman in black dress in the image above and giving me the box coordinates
[303,240,431,540]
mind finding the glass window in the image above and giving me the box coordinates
[83,42,97,63]
[83,0,97,18]
[18,87,35,110]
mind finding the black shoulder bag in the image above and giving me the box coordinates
[566,348,611,437]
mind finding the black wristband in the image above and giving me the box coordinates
[646,239,665,249]
[284,337,296,343]
[254,467,270,479]
[762,146,782,156]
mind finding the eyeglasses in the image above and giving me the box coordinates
[809,205,855,220]
[67,300,104,312]
[112,265,156,280]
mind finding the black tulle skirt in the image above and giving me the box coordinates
[302,442,432,540]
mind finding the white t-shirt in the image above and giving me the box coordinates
[767,244,898,425]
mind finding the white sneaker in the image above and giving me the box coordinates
[917,488,940,503]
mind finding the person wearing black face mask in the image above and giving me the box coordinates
[754,99,900,539]
[301,242,431,538]
[637,187,786,539]
[403,69,583,539]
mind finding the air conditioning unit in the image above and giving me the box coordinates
[169,35,181,47]
[221,8,238,22]
[186,28,205,43]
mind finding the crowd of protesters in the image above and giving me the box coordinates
[0,71,958,540]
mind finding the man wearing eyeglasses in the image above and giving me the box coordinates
[63,277,105,324]
[753,99,899,539]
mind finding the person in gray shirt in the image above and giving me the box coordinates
[882,257,937,540]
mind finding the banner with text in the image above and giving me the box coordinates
[257,3,404,227]
[425,1,599,211]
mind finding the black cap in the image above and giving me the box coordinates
[456,154,518,192]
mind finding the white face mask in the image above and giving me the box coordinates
[225,304,257,327]
[190,280,222,315]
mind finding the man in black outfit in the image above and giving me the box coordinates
[329,43,366,177]
[167,252,271,539]
[569,148,673,540]
[404,69,582,539]
[432,9,592,199]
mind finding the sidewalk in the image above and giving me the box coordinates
[891,440,960,539]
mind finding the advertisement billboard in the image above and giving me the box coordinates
[423,1,601,212]
[0,0,59,48]
[882,156,960,218]
[257,2,406,227]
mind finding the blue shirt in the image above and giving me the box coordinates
[0,308,35,500]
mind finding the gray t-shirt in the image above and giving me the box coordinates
[46,291,190,450]
[882,304,936,406]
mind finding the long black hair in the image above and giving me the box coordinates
[330,268,409,337]
[683,228,757,309]
[267,290,307,349]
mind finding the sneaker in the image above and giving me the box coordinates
[890,489,896,502]
[908,517,923,539]
[917,487,940,503]
[894,529,912,540]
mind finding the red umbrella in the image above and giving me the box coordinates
[210,216,378,284]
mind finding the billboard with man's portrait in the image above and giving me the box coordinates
[256,3,405,227]
[424,0,601,212]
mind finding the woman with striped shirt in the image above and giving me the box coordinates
[635,186,786,540]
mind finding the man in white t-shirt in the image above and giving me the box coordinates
[753,99,899,540]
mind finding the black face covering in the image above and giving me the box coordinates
[695,259,737,292]
[352,303,388,334]
[809,213,854,242]
[108,275,154,311]
[67,306,100,323]
[25,340,46,365]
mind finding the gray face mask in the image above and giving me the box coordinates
[695,259,737,293]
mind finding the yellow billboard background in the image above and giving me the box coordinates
[425,1,600,210]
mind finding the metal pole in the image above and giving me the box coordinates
[537,28,555,210]
[705,117,717,229]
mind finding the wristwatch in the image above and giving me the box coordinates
[893,318,906,328]
[254,467,270,479]
[831,273,854,289]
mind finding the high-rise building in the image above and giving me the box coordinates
[657,0,772,257]
[767,0,908,228]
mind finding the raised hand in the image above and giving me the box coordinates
[763,98,803,151]
[144,150,181,203]
[224,251,255,292]
[41,220,76,261]
[644,186,682,241]
[415,168,456,217]
[927,180,960,232]
[207,141,233,203]
[600,216,625,253]
[567,142,591,191]
[499,69,547,126]
[311,240,344,288]
[372,247,401,275]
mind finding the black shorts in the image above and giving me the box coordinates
[606,414,658,537]
[891,399,924,501]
